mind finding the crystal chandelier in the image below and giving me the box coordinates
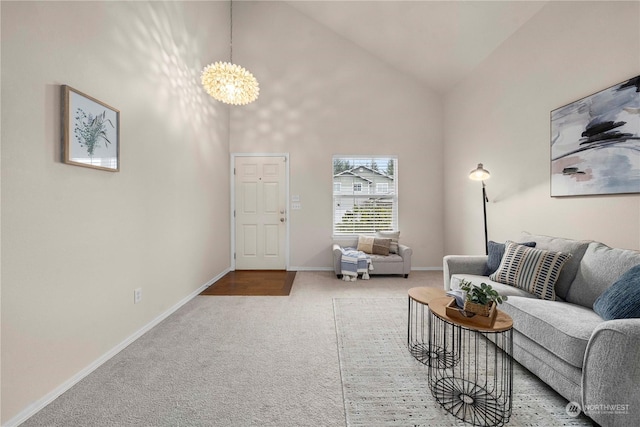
[201,1,259,105]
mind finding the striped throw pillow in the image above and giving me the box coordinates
[489,241,572,301]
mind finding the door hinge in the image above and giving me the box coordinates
[233,167,236,175]
[234,253,236,260]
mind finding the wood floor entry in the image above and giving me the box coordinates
[200,270,296,296]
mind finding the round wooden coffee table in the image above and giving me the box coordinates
[407,287,447,365]
[428,297,513,427]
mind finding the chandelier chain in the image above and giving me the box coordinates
[200,0,259,105]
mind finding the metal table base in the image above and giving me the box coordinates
[428,303,513,427]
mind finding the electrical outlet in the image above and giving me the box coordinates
[134,288,142,304]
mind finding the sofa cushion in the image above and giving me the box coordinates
[567,242,640,308]
[376,231,400,253]
[519,232,590,300]
[511,331,583,403]
[501,297,604,368]
[369,253,403,263]
[593,264,640,320]
[489,241,571,301]
[450,274,538,299]
[484,240,536,275]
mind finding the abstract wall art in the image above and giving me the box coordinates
[62,85,120,172]
[551,76,640,196]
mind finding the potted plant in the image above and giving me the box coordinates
[459,279,508,317]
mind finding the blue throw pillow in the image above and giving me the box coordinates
[593,264,640,320]
[484,241,536,276]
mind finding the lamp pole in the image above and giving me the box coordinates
[469,163,490,255]
[482,181,488,255]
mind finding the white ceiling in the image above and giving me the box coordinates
[286,1,548,93]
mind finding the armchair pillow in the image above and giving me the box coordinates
[376,231,400,253]
[357,236,392,256]
[357,236,375,253]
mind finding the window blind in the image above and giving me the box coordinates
[332,156,398,236]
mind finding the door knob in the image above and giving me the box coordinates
[280,218,285,222]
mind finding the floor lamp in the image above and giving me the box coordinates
[469,163,491,255]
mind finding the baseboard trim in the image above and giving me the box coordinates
[4,268,230,427]
[289,267,443,272]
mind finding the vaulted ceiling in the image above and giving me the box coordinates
[286,1,548,94]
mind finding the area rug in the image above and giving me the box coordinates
[333,298,594,426]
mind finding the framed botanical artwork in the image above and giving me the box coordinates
[550,75,640,197]
[62,85,120,172]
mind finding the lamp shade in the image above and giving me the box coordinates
[469,163,490,181]
[201,62,259,106]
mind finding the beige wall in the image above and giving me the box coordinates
[4,0,640,424]
[1,1,230,423]
[444,1,640,255]
[231,1,444,269]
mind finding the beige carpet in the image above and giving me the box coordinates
[21,271,594,426]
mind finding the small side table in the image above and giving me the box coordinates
[407,287,447,365]
[428,297,513,427]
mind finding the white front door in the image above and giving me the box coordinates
[234,156,287,270]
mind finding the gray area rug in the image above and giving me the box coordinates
[333,297,594,426]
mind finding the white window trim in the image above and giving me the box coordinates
[332,155,398,238]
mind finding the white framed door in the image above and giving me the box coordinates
[232,154,288,270]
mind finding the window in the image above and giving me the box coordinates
[333,156,398,236]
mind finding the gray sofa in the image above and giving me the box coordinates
[443,233,640,427]
[332,242,412,278]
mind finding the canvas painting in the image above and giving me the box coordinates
[551,76,640,196]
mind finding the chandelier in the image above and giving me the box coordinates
[201,1,259,105]
[201,62,259,105]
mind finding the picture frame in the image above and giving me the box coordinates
[62,85,120,172]
[550,75,640,197]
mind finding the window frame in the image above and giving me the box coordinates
[332,155,398,238]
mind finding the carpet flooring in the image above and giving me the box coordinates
[21,271,595,426]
